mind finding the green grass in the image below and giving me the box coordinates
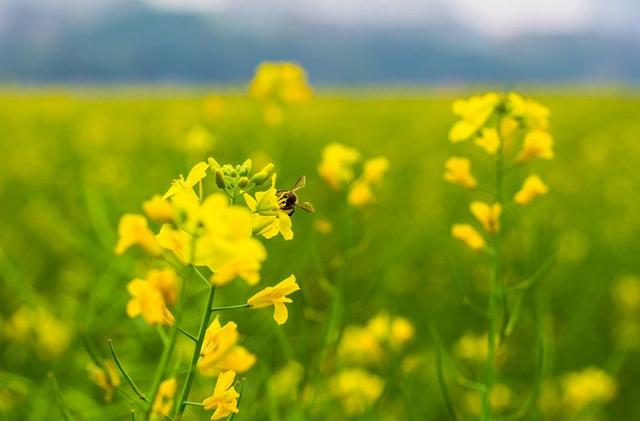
[1,90,639,420]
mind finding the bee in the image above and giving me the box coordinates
[276,176,315,216]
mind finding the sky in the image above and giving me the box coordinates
[142,0,633,38]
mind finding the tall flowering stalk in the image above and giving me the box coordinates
[443,92,554,420]
[110,157,310,420]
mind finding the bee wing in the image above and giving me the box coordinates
[296,201,315,213]
[291,175,306,192]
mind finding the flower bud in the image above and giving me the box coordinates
[251,171,269,185]
[259,163,275,177]
[238,177,250,188]
[215,169,226,189]
[208,157,221,170]
[242,159,252,173]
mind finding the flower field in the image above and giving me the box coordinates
[1,82,640,420]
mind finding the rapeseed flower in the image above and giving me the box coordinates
[267,361,304,401]
[366,312,415,349]
[330,369,384,416]
[143,195,175,223]
[244,175,293,240]
[449,92,500,143]
[561,367,616,411]
[114,214,162,256]
[453,331,488,362]
[470,201,501,234]
[146,268,179,306]
[86,361,120,402]
[444,157,477,189]
[517,130,554,162]
[126,279,174,326]
[318,143,361,190]
[247,275,300,325]
[452,224,486,251]
[507,92,550,130]
[198,317,256,377]
[337,326,384,365]
[514,175,549,205]
[152,378,177,417]
[163,161,209,200]
[249,62,312,104]
[475,128,500,154]
[348,157,390,207]
[202,371,240,420]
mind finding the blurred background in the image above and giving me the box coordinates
[2,1,640,421]
[0,0,638,85]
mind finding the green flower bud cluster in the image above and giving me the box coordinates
[208,157,275,201]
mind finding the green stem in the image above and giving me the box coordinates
[108,339,150,404]
[183,401,204,407]
[174,281,217,419]
[482,115,506,421]
[177,326,198,342]
[211,303,250,312]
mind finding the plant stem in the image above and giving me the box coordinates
[211,303,250,312]
[174,280,216,419]
[108,339,150,404]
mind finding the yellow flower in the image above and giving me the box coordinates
[143,195,175,223]
[452,224,486,251]
[267,361,304,401]
[347,180,373,207]
[156,224,193,264]
[249,61,312,104]
[337,326,384,365]
[475,128,500,154]
[612,275,640,313]
[247,275,300,325]
[449,93,500,142]
[152,378,177,417]
[444,157,477,189]
[114,214,162,256]
[126,279,174,326]
[244,175,293,240]
[507,93,550,130]
[202,371,240,420]
[470,201,501,234]
[4,307,72,359]
[86,361,120,402]
[453,331,488,362]
[561,367,617,411]
[198,317,256,377]
[263,103,284,126]
[330,369,384,416]
[182,126,215,153]
[163,161,209,200]
[314,218,333,234]
[517,130,554,162]
[464,383,512,415]
[514,175,549,205]
[197,194,267,285]
[362,157,390,184]
[318,143,361,190]
[147,268,179,306]
[365,312,415,349]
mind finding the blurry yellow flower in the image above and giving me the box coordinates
[267,361,304,401]
[4,307,72,359]
[263,103,284,126]
[143,195,174,223]
[147,268,179,306]
[152,378,177,417]
[348,180,373,207]
[517,130,554,162]
[156,224,193,264]
[514,175,549,205]
[126,279,174,326]
[318,143,361,190]
[338,326,384,365]
[499,116,520,140]
[362,157,390,184]
[464,383,512,415]
[452,224,486,251]
[86,361,120,402]
[198,317,256,377]
[314,218,333,234]
[444,157,477,189]
[366,312,415,349]
[453,331,488,362]
[203,371,240,420]
[114,214,162,256]
[508,93,550,130]
[247,275,300,325]
[475,128,500,154]
[249,61,312,104]
[182,125,215,153]
[331,369,384,416]
[449,92,500,142]
[612,275,640,313]
[163,161,209,200]
[561,367,616,411]
[470,201,501,234]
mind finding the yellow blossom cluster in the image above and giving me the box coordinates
[561,367,617,411]
[112,156,309,419]
[611,275,640,351]
[333,312,415,415]
[446,92,553,251]
[318,142,390,207]
[3,305,72,359]
[86,361,120,402]
[249,61,312,126]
